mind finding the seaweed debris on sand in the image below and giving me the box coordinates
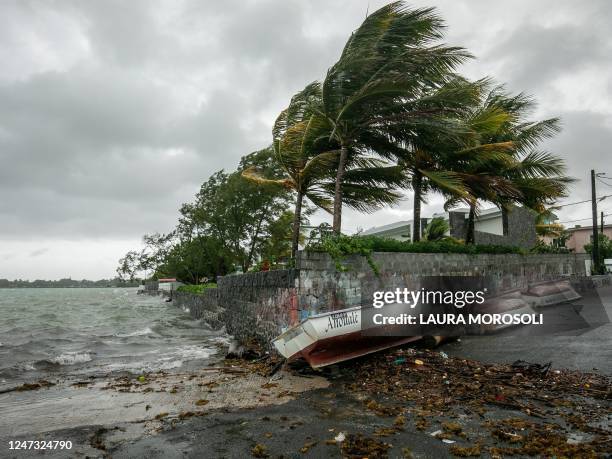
[7,344,609,458]
[337,347,611,457]
[99,345,609,458]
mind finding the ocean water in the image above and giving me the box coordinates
[0,288,226,390]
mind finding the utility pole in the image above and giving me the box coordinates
[602,211,605,234]
[591,170,600,273]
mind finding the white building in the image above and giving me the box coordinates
[361,207,505,241]
[158,278,184,291]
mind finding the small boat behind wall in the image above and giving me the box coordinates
[523,280,581,308]
[467,290,535,334]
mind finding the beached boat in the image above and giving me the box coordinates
[272,305,421,368]
[523,280,581,308]
[467,290,537,334]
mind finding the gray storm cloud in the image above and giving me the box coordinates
[0,0,610,278]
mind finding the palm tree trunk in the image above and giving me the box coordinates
[332,144,348,233]
[244,210,266,272]
[291,190,304,259]
[412,171,423,242]
[466,203,476,244]
[502,207,509,236]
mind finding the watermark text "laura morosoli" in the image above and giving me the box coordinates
[372,287,487,309]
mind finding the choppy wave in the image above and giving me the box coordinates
[210,336,232,346]
[0,288,226,384]
[48,352,94,366]
[170,344,217,360]
[17,362,37,371]
[116,327,154,337]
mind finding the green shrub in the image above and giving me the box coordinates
[530,240,571,254]
[312,233,380,275]
[176,283,217,294]
[311,235,525,255]
[306,234,530,274]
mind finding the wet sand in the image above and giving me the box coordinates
[0,362,329,458]
[2,344,610,459]
[0,362,457,458]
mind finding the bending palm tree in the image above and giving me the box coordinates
[446,84,573,243]
[442,89,523,242]
[365,77,485,241]
[243,84,403,258]
[319,2,472,232]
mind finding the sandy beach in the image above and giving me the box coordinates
[3,334,611,459]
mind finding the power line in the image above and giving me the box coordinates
[558,212,612,225]
[596,173,612,186]
[551,194,612,208]
[596,177,612,188]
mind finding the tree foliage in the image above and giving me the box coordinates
[118,149,294,282]
[423,217,450,241]
[320,2,473,233]
[585,234,612,268]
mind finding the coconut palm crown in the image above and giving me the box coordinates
[319,1,473,232]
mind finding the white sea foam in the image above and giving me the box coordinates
[116,327,154,337]
[157,360,184,370]
[152,345,217,371]
[49,352,93,366]
[173,345,217,360]
[158,345,217,362]
[210,336,232,346]
[19,363,36,371]
[101,345,216,373]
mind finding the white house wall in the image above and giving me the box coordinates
[475,217,503,236]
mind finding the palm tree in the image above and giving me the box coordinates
[441,90,523,243]
[319,2,472,233]
[403,80,486,242]
[423,217,449,241]
[445,85,573,243]
[243,83,403,258]
[363,77,486,241]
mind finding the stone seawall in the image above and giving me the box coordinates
[296,252,590,314]
[172,289,218,318]
[218,269,299,345]
[173,251,591,347]
[170,289,225,329]
[570,274,612,292]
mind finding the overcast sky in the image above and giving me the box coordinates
[1,0,611,280]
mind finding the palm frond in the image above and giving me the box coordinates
[419,169,467,197]
[241,167,294,190]
[513,150,568,178]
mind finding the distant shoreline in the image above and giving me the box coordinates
[0,285,138,290]
[0,283,140,289]
[1,275,141,288]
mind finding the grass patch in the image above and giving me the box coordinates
[176,283,217,294]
